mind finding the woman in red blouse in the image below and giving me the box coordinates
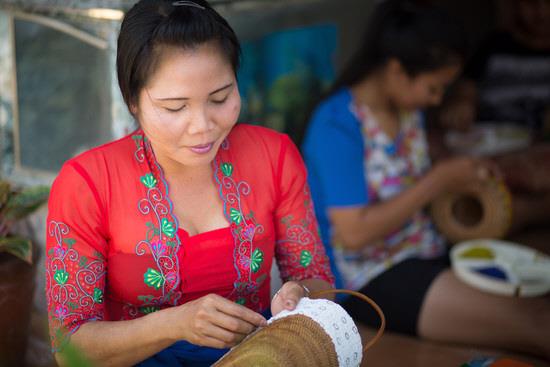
[45,1,334,365]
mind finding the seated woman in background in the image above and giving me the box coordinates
[302,0,550,359]
[440,0,550,135]
[45,1,334,366]
[439,0,550,233]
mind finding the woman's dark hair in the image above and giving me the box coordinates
[117,0,241,111]
[330,0,467,93]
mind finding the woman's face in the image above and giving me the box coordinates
[516,0,550,38]
[389,62,461,111]
[135,42,241,170]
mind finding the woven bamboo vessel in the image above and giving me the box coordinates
[213,290,385,367]
[431,179,512,244]
[214,314,338,367]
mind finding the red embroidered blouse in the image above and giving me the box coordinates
[45,124,334,350]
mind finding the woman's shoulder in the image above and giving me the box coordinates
[310,88,357,129]
[224,124,297,176]
[227,124,291,153]
[303,88,361,150]
[229,123,285,141]
[59,131,138,180]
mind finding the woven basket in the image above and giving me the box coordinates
[431,179,512,244]
[213,290,385,367]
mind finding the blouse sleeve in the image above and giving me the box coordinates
[274,135,334,285]
[45,161,108,352]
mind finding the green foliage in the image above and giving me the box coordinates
[0,236,32,264]
[3,185,50,221]
[0,179,49,264]
[59,342,95,367]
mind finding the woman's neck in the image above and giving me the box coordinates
[163,161,213,188]
[351,75,401,139]
[351,74,398,116]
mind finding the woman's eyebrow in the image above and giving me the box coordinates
[154,83,234,101]
[209,83,233,95]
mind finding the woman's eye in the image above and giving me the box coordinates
[164,106,185,112]
[211,96,228,104]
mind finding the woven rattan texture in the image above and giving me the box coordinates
[213,314,339,367]
[431,179,512,243]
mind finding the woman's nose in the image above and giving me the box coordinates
[187,107,212,135]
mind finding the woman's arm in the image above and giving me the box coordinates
[330,157,489,251]
[57,295,267,367]
[273,135,335,306]
[56,310,174,367]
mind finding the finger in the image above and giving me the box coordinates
[213,312,257,335]
[270,295,286,317]
[279,282,304,310]
[476,165,489,180]
[476,159,502,180]
[204,324,248,346]
[214,296,267,327]
[485,160,503,179]
[200,328,246,349]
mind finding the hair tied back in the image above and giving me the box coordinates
[172,1,205,10]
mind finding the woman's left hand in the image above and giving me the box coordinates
[270,281,309,316]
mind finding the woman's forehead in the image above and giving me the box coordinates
[144,43,235,97]
[148,43,233,83]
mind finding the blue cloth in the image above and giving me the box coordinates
[135,309,272,366]
[301,88,368,290]
[135,341,227,367]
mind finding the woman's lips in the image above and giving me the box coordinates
[189,142,214,154]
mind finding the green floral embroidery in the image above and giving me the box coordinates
[300,250,312,268]
[93,288,104,304]
[236,298,246,305]
[161,218,175,238]
[230,208,242,225]
[78,256,88,268]
[132,134,143,148]
[250,248,264,273]
[140,306,160,314]
[221,162,233,177]
[140,173,157,189]
[54,269,69,285]
[63,238,76,248]
[137,295,156,303]
[144,268,165,290]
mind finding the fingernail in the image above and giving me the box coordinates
[260,319,267,326]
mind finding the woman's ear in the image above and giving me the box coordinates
[129,101,138,116]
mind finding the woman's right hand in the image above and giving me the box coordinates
[431,156,499,195]
[170,294,267,349]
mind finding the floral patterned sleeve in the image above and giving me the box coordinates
[45,162,108,352]
[274,135,334,285]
